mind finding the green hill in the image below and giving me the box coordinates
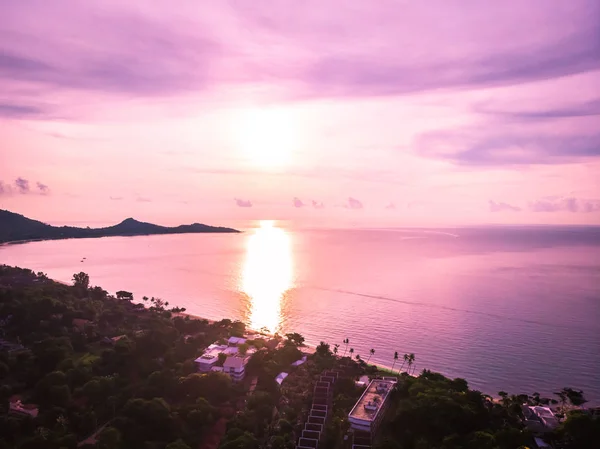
[0,209,239,244]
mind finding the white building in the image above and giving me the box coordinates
[195,339,254,381]
[348,378,397,433]
[194,344,239,372]
[223,356,248,382]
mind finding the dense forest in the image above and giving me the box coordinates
[0,265,597,449]
[0,209,239,244]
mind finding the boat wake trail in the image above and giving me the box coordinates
[307,286,585,331]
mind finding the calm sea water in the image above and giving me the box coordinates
[1,224,599,403]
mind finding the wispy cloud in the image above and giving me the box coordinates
[345,197,363,210]
[14,177,30,193]
[136,196,152,203]
[312,200,324,209]
[109,196,123,201]
[385,202,396,210]
[416,130,600,166]
[489,200,521,212]
[475,98,600,120]
[293,197,305,208]
[0,177,51,195]
[234,198,252,208]
[529,197,600,213]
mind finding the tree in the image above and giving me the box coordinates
[556,410,600,449]
[72,272,90,291]
[238,343,249,356]
[349,348,354,358]
[89,286,108,301]
[343,338,349,357]
[116,291,133,301]
[367,348,375,364]
[391,351,399,372]
[166,439,192,449]
[400,353,408,372]
[285,333,305,347]
[315,341,331,357]
[333,344,339,356]
[407,353,415,374]
[97,427,121,449]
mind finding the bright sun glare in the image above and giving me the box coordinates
[241,220,293,333]
[236,108,295,169]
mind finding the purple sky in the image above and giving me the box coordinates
[1,0,599,226]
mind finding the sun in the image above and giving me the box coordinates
[236,108,296,169]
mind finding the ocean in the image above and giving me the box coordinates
[1,222,599,404]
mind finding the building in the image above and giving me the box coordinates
[9,399,39,418]
[194,344,238,372]
[348,378,397,434]
[223,356,248,381]
[228,336,247,346]
[522,405,559,432]
[195,339,254,381]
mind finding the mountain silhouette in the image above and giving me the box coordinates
[0,210,239,244]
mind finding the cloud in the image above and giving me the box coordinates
[476,98,600,120]
[109,196,123,201]
[14,177,30,193]
[0,178,51,195]
[234,198,252,208]
[1,1,598,116]
[416,130,600,166]
[489,200,521,212]
[36,182,49,194]
[385,202,396,210]
[345,197,363,210]
[528,197,600,213]
[293,197,305,208]
[136,196,152,203]
[0,102,47,118]
[312,200,325,209]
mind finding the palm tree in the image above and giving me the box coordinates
[334,344,339,356]
[367,348,375,364]
[407,353,415,375]
[400,353,408,372]
[349,348,354,358]
[391,351,399,372]
[356,354,361,361]
[343,338,349,357]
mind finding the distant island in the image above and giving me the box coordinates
[0,209,239,244]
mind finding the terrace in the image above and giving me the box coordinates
[348,378,396,433]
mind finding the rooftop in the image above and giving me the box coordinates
[349,379,396,422]
[223,356,246,369]
[228,336,247,345]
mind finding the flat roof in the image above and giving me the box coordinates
[349,379,396,422]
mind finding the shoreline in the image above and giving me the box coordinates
[7,267,597,406]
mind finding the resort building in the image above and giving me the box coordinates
[522,405,559,432]
[348,378,397,434]
[223,355,248,382]
[194,343,238,372]
[194,338,254,381]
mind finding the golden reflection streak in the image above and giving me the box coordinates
[241,221,293,333]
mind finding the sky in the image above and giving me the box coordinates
[1,0,599,227]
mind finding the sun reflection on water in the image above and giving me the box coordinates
[242,220,293,333]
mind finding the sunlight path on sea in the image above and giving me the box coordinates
[241,220,293,333]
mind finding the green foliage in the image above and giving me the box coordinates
[166,439,192,449]
[72,272,90,291]
[97,426,121,449]
[285,332,305,346]
[554,410,600,449]
[115,291,133,301]
[376,373,531,449]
